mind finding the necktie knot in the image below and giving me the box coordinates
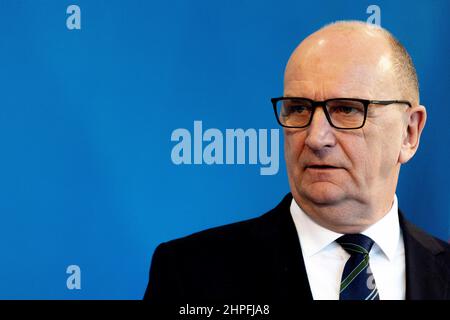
[336,234,375,256]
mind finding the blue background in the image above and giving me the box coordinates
[0,0,448,299]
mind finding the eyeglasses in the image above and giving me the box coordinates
[271,97,412,129]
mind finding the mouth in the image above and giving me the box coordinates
[306,165,340,170]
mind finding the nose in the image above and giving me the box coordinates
[304,106,336,151]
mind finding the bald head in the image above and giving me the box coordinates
[284,21,419,104]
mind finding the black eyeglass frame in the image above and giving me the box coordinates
[271,97,412,129]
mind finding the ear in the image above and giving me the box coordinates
[398,105,427,164]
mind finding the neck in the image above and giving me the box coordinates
[294,194,395,234]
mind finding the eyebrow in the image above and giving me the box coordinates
[282,96,370,100]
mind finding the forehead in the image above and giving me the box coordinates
[284,79,375,100]
[284,30,400,100]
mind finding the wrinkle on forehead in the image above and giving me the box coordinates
[284,80,375,100]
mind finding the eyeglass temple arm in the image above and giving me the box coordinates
[369,100,412,107]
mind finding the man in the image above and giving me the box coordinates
[145,21,449,302]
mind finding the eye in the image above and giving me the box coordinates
[328,102,364,115]
[334,106,357,114]
[281,101,311,116]
[291,105,308,113]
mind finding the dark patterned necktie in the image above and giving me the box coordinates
[336,234,379,300]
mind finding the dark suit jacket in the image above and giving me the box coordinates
[144,193,450,302]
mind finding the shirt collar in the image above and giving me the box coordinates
[361,195,401,261]
[290,195,401,261]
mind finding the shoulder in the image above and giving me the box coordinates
[145,194,295,301]
[153,193,293,261]
[400,212,450,264]
[156,216,261,256]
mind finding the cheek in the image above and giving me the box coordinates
[340,138,369,175]
[379,117,404,164]
[349,124,402,180]
[336,129,383,187]
[379,128,403,169]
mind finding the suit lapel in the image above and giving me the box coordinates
[400,212,449,300]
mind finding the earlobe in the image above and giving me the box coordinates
[399,105,427,164]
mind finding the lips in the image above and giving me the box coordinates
[305,164,340,170]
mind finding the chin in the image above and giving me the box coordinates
[299,182,346,205]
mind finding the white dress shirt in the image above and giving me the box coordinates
[290,195,406,300]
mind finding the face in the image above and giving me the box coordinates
[283,28,419,232]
